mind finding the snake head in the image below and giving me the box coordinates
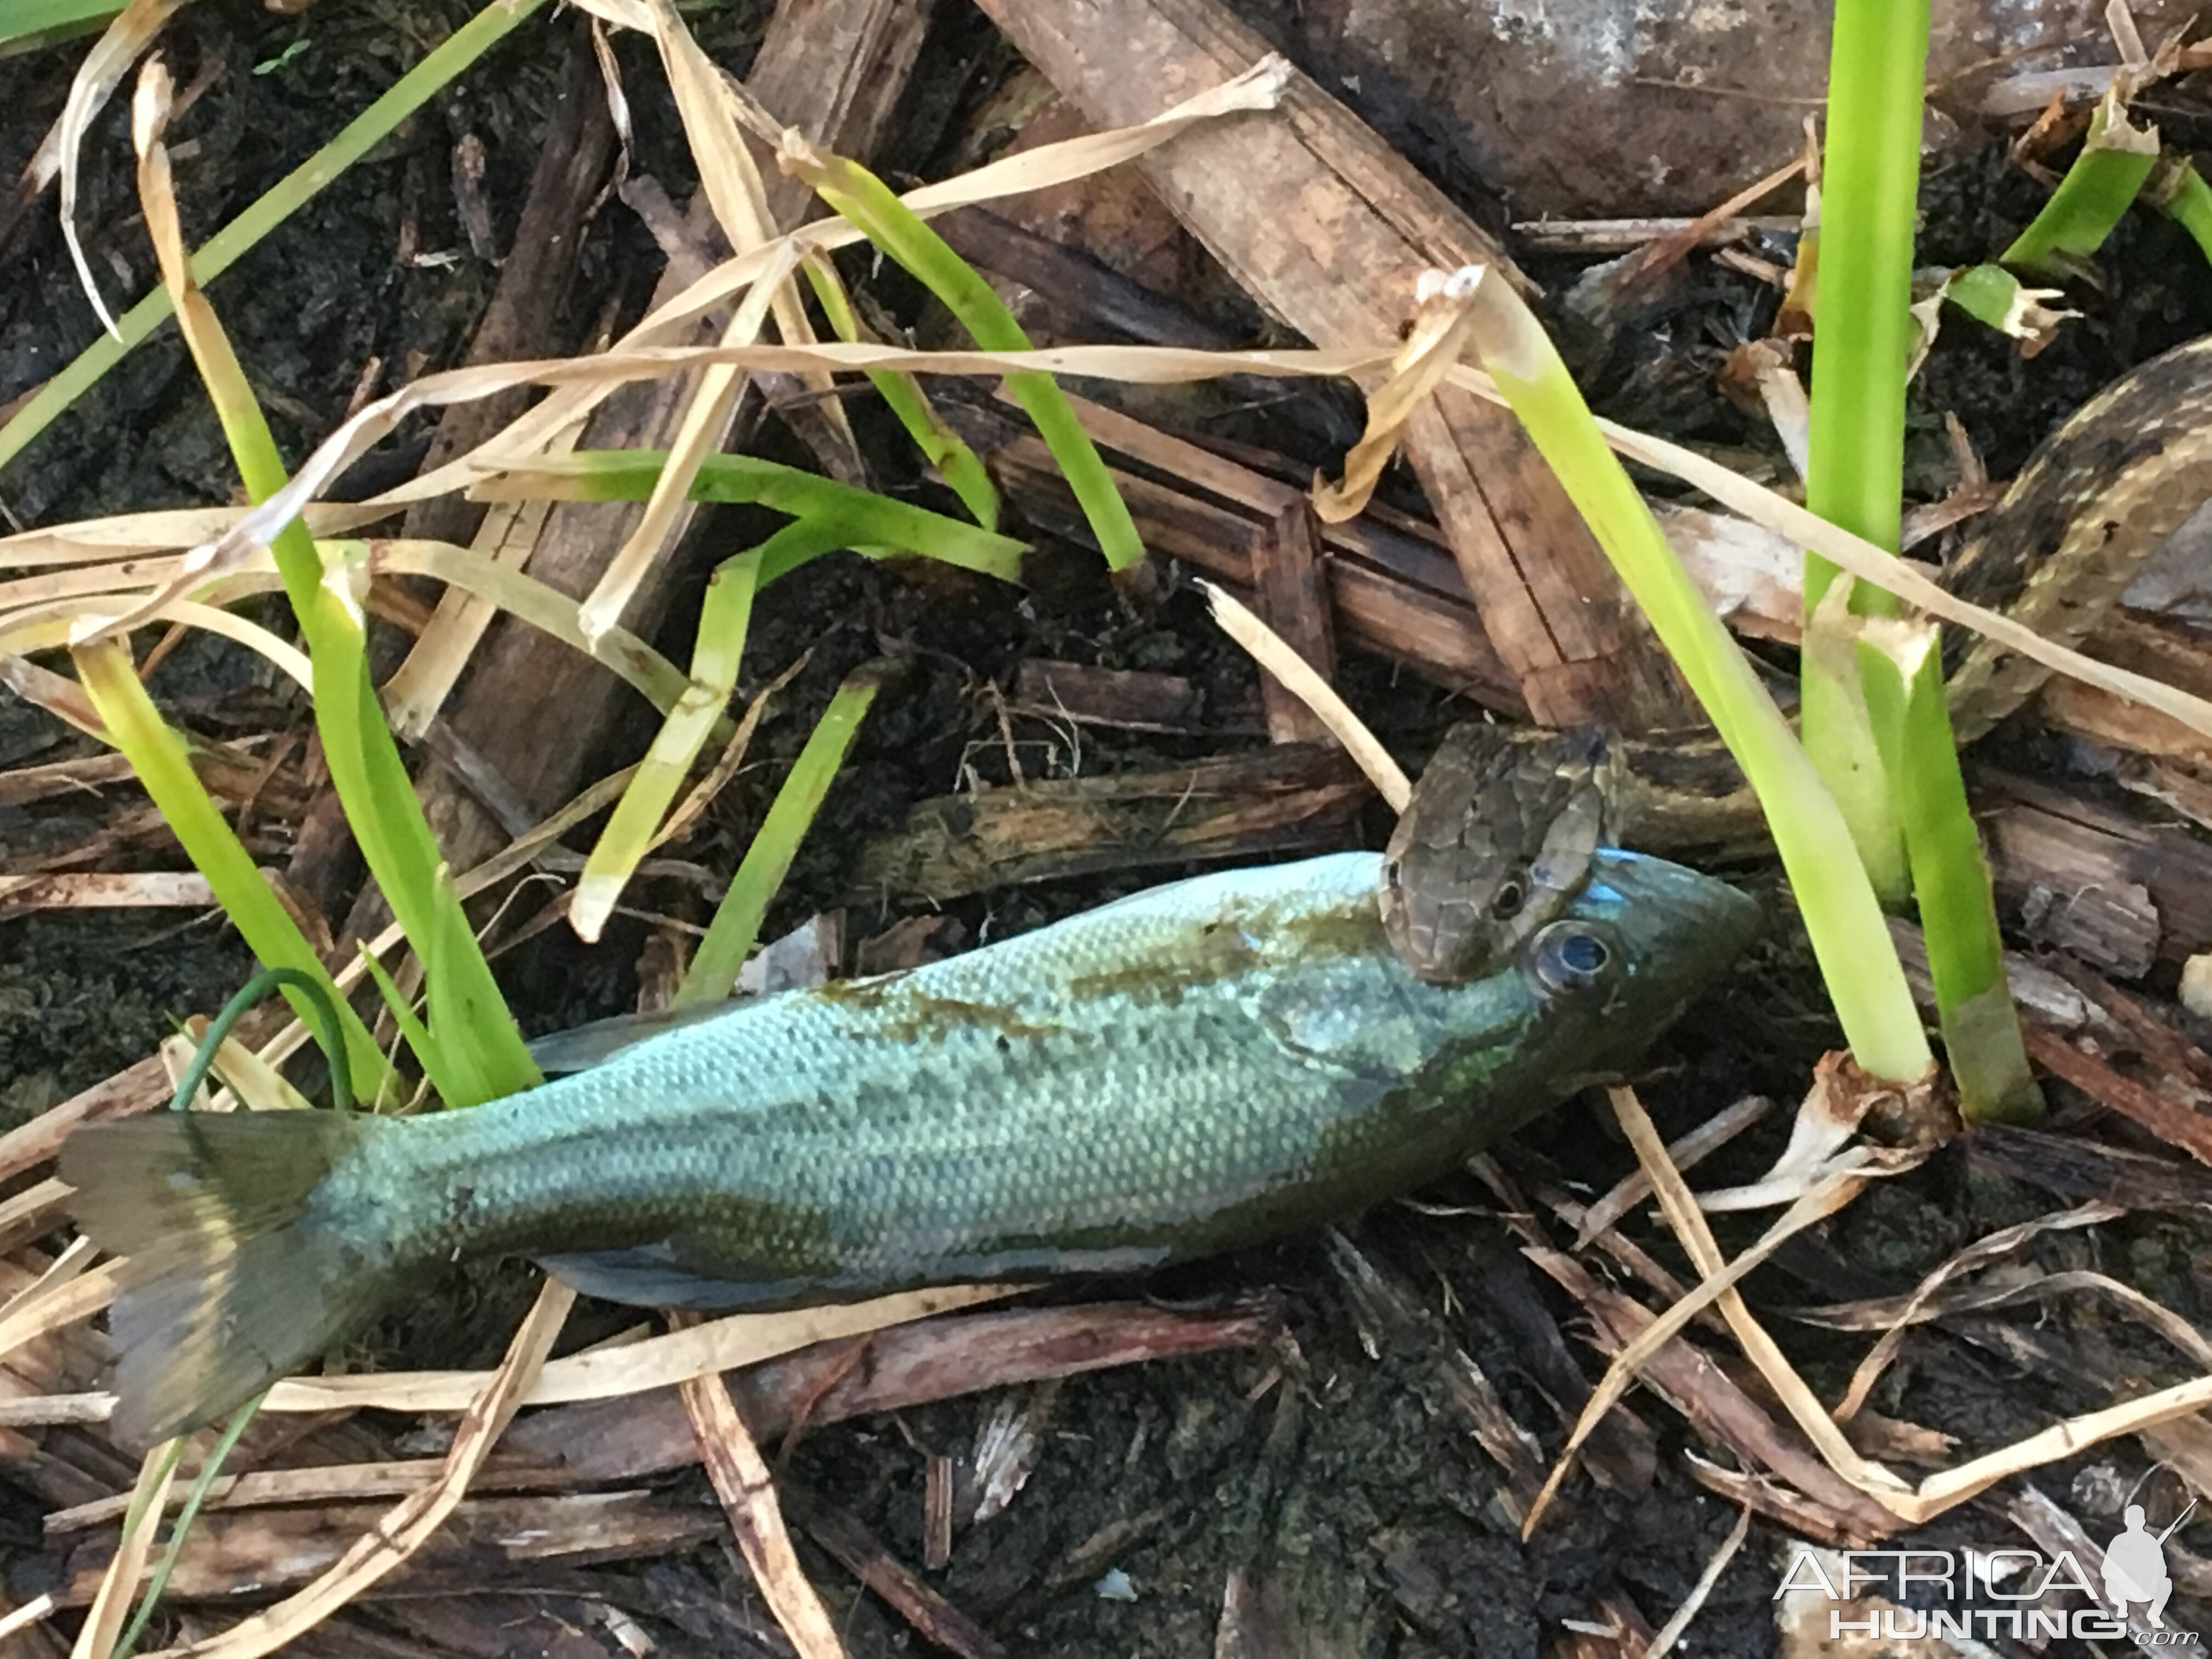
[1382,723,1623,984]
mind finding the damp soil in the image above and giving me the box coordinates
[7,7,2212,1655]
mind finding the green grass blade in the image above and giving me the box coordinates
[357,944,450,1102]
[424,861,541,1105]
[111,1393,262,1659]
[675,660,894,1008]
[800,253,1000,531]
[573,545,770,943]
[1460,269,1932,1084]
[301,571,540,1100]
[70,639,393,1096]
[2001,86,2159,280]
[511,450,1026,581]
[0,0,119,49]
[2151,153,2212,264]
[0,0,550,477]
[1858,621,2041,1122]
[780,142,1144,572]
[129,112,540,1101]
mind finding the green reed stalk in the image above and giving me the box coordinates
[1461,269,1931,1084]
[1799,0,1929,901]
[1857,621,2040,1120]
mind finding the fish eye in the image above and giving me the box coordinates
[1530,922,1615,995]
[1491,874,1527,919]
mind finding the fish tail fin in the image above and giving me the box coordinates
[61,1110,396,1444]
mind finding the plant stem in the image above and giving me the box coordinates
[1800,0,1930,900]
[1460,268,1931,1083]
[1858,621,2041,1121]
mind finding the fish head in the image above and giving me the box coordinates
[1508,848,1762,1077]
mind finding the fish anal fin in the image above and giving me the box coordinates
[535,1245,819,1311]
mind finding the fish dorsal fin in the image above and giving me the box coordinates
[524,1001,741,1075]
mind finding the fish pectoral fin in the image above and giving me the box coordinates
[534,1244,816,1311]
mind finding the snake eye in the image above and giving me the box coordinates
[1491,875,1527,919]
[1530,922,1616,996]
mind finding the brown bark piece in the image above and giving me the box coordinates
[506,1299,1280,1485]
[1969,1122,2212,1214]
[1251,500,1335,744]
[1526,1248,1904,1545]
[2021,1026,2212,1170]
[788,1492,1009,1659]
[967,0,1696,732]
[1012,661,1206,731]
[1984,773,2212,973]
[943,393,1520,703]
[852,744,1369,901]
[45,1493,718,1606]
[399,26,617,552]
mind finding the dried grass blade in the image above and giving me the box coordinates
[1201,582,1410,810]
[1573,1095,1773,1248]
[1525,1155,1870,1533]
[69,1436,184,1659]
[382,487,561,738]
[0,873,216,912]
[0,1242,107,1365]
[0,1594,56,1643]
[1588,1086,1917,1514]
[1,601,309,690]
[41,0,185,339]
[1644,1505,1752,1659]
[375,55,1291,509]
[261,1283,1006,1418]
[674,1313,844,1657]
[0,503,384,568]
[1311,270,1482,522]
[370,539,693,714]
[139,1278,575,1659]
[577,241,795,646]
[1825,1201,2128,1420]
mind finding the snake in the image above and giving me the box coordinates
[1381,330,2212,984]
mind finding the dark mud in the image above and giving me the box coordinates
[7,7,2212,1655]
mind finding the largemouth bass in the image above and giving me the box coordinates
[64,848,1757,1442]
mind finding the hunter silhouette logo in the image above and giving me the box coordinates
[2107,1501,2195,1632]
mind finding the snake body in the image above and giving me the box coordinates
[1384,332,2212,982]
